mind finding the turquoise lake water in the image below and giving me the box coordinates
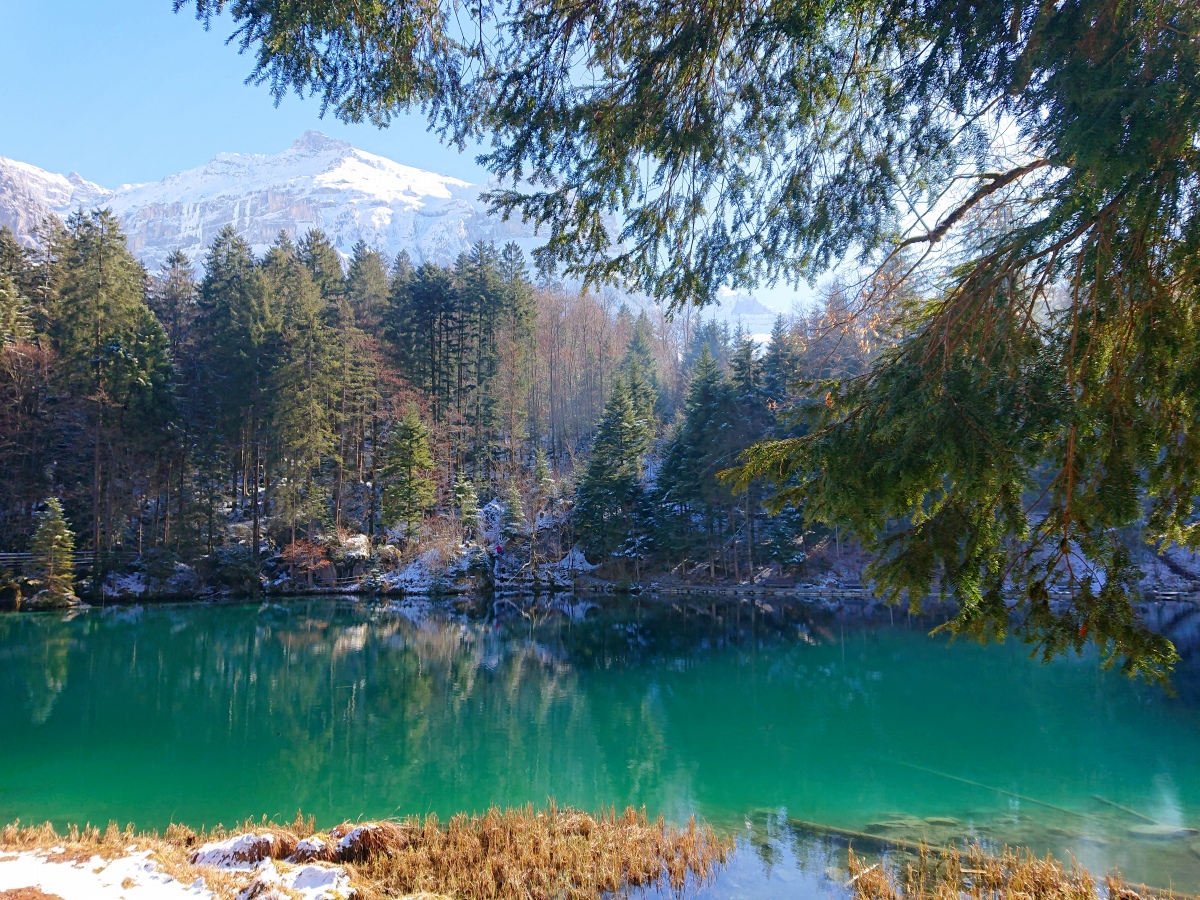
[2,597,1200,894]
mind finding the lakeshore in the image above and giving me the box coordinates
[0,812,1184,900]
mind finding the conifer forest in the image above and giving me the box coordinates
[0,211,874,599]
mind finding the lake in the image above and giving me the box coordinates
[2,596,1200,894]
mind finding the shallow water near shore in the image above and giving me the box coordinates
[3,596,1200,894]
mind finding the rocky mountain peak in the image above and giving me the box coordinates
[288,130,353,155]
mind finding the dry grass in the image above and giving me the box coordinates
[0,804,731,900]
[338,803,729,900]
[847,842,1175,900]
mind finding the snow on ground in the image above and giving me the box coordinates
[380,549,443,593]
[189,834,275,869]
[480,500,503,546]
[549,546,596,575]
[0,850,210,899]
[103,572,147,598]
[232,859,352,900]
[0,841,356,900]
[333,534,372,562]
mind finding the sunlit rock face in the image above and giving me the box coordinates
[0,132,534,270]
[0,157,110,244]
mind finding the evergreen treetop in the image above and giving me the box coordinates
[31,497,75,601]
[381,408,437,537]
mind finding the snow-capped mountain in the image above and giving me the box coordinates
[0,132,532,270]
[0,157,111,243]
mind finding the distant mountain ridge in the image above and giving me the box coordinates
[0,131,533,271]
[0,134,788,324]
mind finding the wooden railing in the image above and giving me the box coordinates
[0,550,136,571]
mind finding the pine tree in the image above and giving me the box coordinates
[263,235,334,544]
[533,448,555,507]
[149,250,197,353]
[501,479,526,539]
[381,408,436,539]
[575,378,651,563]
[761,315,800,412]
[298,229,346,306]
[496,242,535,461]
[454,474,481,536]
[620,316,661,438]
[52,209,174,555]
[30,497,75,603]
[0,270,32,344]
[382,250,415,366]
[658,347,739,577]
[0,226,23,281]
[527,447,557,568]
[624,313,659,386]
[403,263,456,414]
[196,225,277,571]
[346,239,390,329]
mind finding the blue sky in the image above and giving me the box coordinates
[0,0,491,186]
[0,0,811,311]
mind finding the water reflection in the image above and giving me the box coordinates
[3,597,1200,893]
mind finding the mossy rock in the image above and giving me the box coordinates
[25,589,79,610]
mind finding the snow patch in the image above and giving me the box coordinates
[380,549,442,593]
[288,836,329,863]
[551,546,596,574]
[336,827,368,852]
[480,500,504,546]
[103,571,147,598]
[189,833,275,870]
[287,863,353,899]
[236,859,354,900]
[0,849,211,899]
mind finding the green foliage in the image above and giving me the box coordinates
[30,497,75,601]
[454,474,481,535]
[738,312,1181,681]
[382,408,437,537]
[298,229,346,305]
[346,239,390,329]
[263,235,336,534]
[50,210,175,549]
[149,249,196,352]
[576,378,651,561]
[206,544,260,591]
[501,480,527,539]
[533,449,556,508]
[621,315,661,429]
[53,210,172,412]
[0,270,32,344]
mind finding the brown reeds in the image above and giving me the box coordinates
[332,803,731,900]
[0,804,732,900]
[846,842,1169,900]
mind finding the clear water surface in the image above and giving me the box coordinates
[3,596,1200,894]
